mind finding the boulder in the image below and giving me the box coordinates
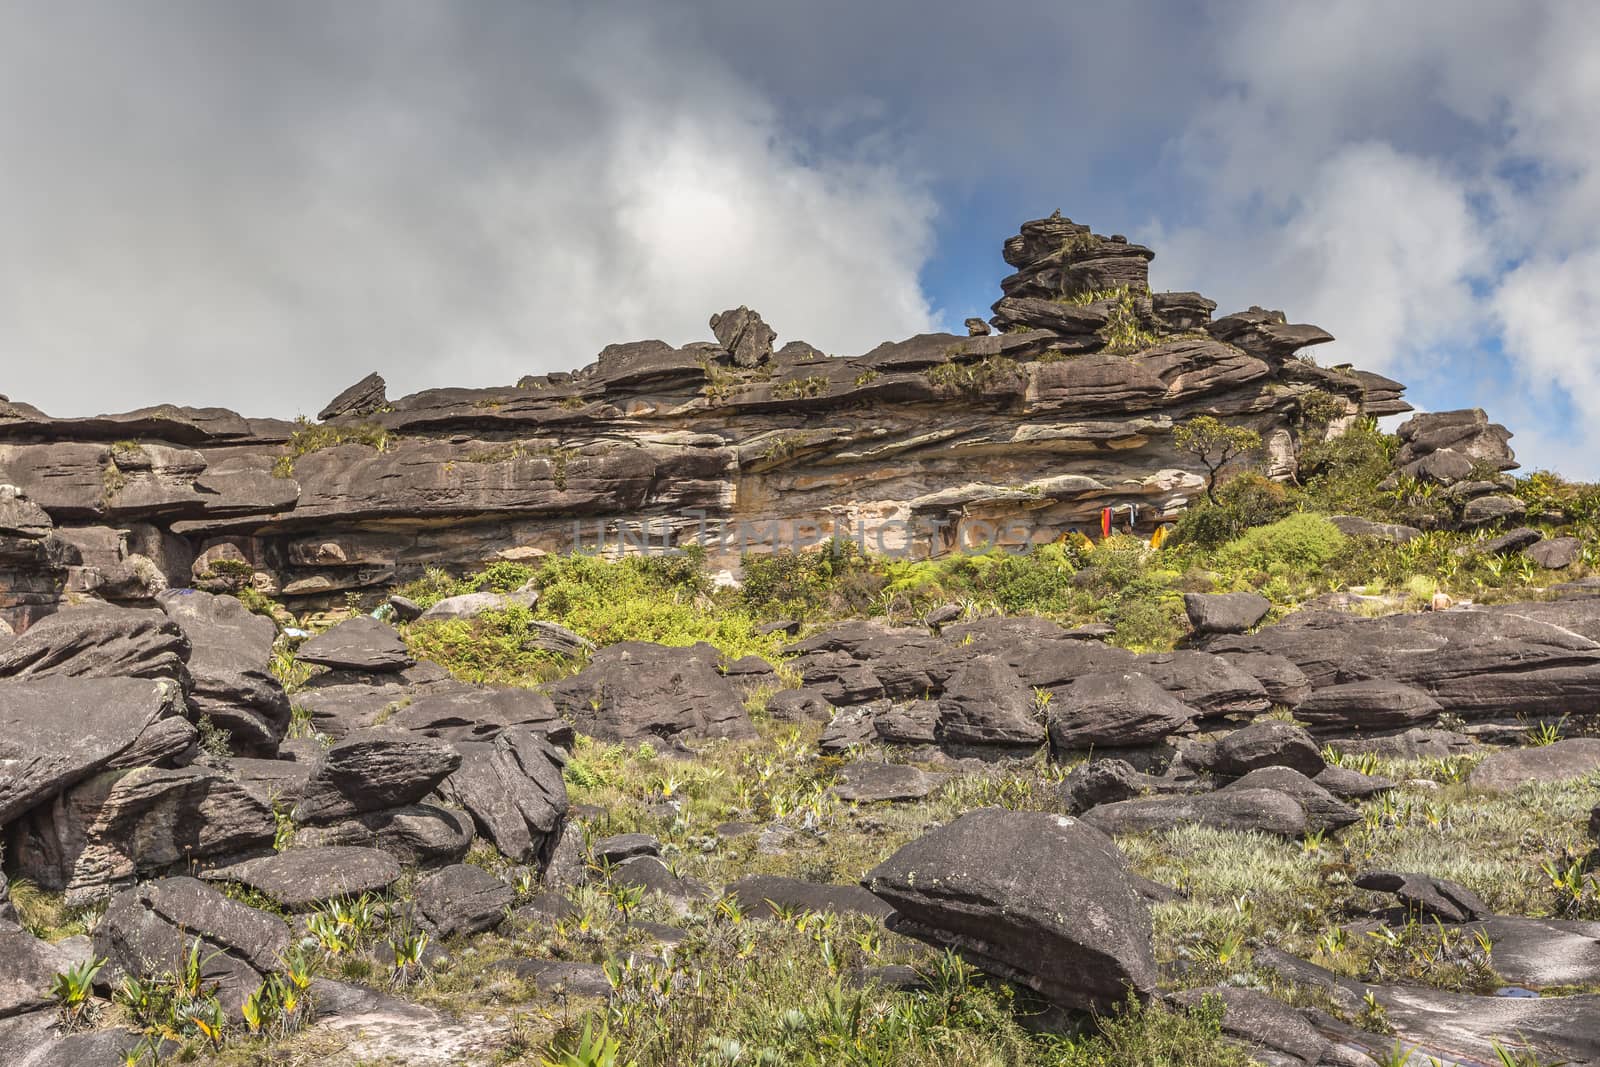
[415,864,514,939]
[1082,788,1308,839]
[1195,720,1325,777]
[292,728,462,823]
[545,641,755,748]
[1353,870,1489,923]
[1048,670,1193,751]
[592,833,660,865]
[204,846,402,908]
[934,655,1046,751]
[765,688,834,724]
[0,603,189,682]
[157,589,290,757]
[292,803,474,866]
[1328,516,1421,543]
[437,727,568,867]
[1168,987,1328,1066]
[1214,653,1311,708]
[1312,764,1395,800]
[1460,494,1527,528]
[863,809,1155,1011]
[709,307,776,368]
[9,765,276,901]
[0,919,74,1019]
[1468,738,1600,792]
[1223,767,1357,832]
[1057,758,1204,815]
[1295,680,1443,734]
[318,371,388,421]
[1182,592,1270,635]
[1527,537,1582,569]
[1463,526,1542,557]
[385,683,571,745]
[94,877,290,1014]
[0,676,195,825]
[295,616,413,673]
[832,762,947,804]
[1132,651,1270,718]
[610,856,709,908]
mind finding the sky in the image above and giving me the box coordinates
[2,2,1598,474]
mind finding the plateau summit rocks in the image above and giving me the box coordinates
[0,213,1428,627]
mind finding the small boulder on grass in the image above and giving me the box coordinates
[415,864,514,939]
[863,809,1155,1012]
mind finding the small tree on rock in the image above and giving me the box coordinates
[1174,416,1261,504]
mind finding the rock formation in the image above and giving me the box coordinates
[1,213,1412,627]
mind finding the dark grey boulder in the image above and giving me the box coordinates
[935,655,1046,751]
[1207,603,1600,726]
[292,803,473,866]
[1196,720,1325,777]
[863,809,1155,1011]
[204,846,402,908]
[377,684,572,742]
[1312,764,1395,799]
[317,371,387,421]
[545,641,755,748]
[1082,788,1308,839]
[1215,653,1312,708]
[292,679,410,739]
[764,687,834,724]
[415,864,514,939]
[296,616,413,673]
[1132,651,1270,718]
[1328,515,1421,543]
[593,833,660,865]
[709,307,776,368]
[1296,680,1442,734]
[0,919,74,1019]
[1224,767,1357,832]
[874,699,940,747]
[157,589,289,757]
[1527,537,1582,569]
[292,728,461,823]
[1460,494,1527,528]
[438,727,568,867]
[1469,738,1600,792]
[94,876,289,1014]
[1183,592,1271,635]
[611,856,710,908]
[10,765,276,901]
[1354,870,1488,924]
[1058,758,1205,814]
[517,959,613,998]
[0,675,196,825]
[1326,727,1473,761]
[1462,526,1542,556]
[1169,986,1328,1066]
[728,875,893,921]
[1048,670,1192,751]
[832,762,947,803]
[0,603,189,683]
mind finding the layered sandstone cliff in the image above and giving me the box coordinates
[1,213,1411,627]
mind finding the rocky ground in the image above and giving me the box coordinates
[3,525,1600,1066]
[3,211,1599,1066]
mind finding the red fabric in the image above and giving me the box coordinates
[1101,507,1112,539]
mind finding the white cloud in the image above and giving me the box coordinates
[1148,0,1600,476]
[0,4,936,418]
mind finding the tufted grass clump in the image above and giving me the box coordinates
[272,417,390,478]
